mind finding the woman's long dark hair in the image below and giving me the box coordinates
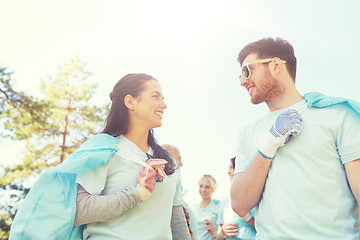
[102,73,175,175]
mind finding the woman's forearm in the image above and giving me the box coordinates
[74,184,141,226]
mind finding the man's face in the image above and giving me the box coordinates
[240,53,284,105]
[171,148,183,167]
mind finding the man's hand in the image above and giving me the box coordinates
[221,222,238,238]
[136,159,167,201]
[258,108,302,159]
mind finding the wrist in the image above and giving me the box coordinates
[258,149,274,160]
[136,184,151,202]
[258,132,279,159]
[243,212,252,222]
[220,227,228,238]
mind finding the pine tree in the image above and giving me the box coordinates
[0,56,108,237]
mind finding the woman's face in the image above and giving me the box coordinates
[228,161,234,181]
[130,80,167,129]
[198,177,214,200]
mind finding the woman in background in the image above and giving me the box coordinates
[193,174,221,240]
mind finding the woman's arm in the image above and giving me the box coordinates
[171,205,191,240]
[74,184,141,226]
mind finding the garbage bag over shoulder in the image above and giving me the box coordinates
[9,133,118,240]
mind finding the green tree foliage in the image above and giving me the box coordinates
[0,65,49,139]
[2,56,108,183]
[0,65,21,113]
[0,56,108,238]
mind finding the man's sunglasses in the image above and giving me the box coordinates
[240,58,286,80]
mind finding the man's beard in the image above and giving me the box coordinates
[251,71,284,105]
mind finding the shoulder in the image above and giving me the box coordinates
[57,134,118,172]
[213,199,221,205]
[308,102,359,120]
[79,133,118,150]
[305,91,360,117]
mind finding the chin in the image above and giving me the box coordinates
[152,122,162,128]
[250,95,264,105]
[250,98,261,105]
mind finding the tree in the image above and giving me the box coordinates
[0,65,48,139]
[0,56,108,238]
[0,65,22,114]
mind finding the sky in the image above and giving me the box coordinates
[1,0,360,205]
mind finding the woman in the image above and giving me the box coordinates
[216,157,256,240]
[9,73,190,240]
[193,174,221,240]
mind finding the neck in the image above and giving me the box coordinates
[124,124,150,153]
[267,82,303,112]
[200,198,211,208]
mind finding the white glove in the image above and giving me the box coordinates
[258,108,302,159]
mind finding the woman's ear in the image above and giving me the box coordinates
[124,94,135,110]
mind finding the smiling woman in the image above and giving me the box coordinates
[192,174,221,240]
[9,73,191,240]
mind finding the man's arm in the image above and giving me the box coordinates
[231,152,272,216]
[231,109,302,217]
[344,158,360,230]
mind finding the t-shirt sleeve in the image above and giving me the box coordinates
[76,157,114,195]
[337,105,360,164]
[172,169,185,206]
[235,129,250,174]
[216,202,225,225]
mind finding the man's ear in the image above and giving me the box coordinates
[271,57,285,75]
[124,94,135,110]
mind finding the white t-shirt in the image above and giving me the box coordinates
[192,199,221,240]
[76,135,184,240]
[217,197,256,240]
[235,100,360,240]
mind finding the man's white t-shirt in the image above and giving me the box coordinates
[235,100,360,240]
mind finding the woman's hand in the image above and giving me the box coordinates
[204,219,217,237]
[136,159,167,201]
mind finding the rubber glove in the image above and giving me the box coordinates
[146,158,167,181]
[258,108,302,159]
[136,159,167,201]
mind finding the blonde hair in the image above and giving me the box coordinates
[199,174,217,192]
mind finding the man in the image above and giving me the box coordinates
[162,144,183,167]
[162,144,200,240]
[230,37,360,239]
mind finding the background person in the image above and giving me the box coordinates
[162,143,200,240]
[162,144,183,167]
[216,157,256,240]
[10,73,191,240]
[230,37,360,239]
[193,174,221,240]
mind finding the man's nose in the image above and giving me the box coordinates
[240,77,249,86]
